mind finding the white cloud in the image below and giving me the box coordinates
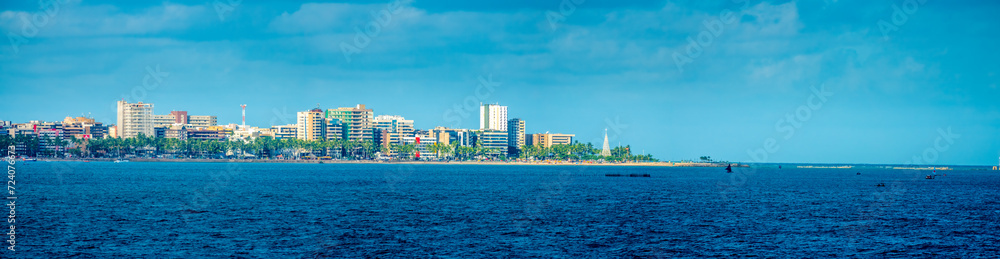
[0,1,208,37]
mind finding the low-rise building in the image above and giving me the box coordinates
[187,129,227,141]
[153,111,217,128]
[269,124,297,139]
[402,134,437,160]
[526,133,575,148]
[476,130,508,157]
[63,117,107,139]
[429,127,475,147]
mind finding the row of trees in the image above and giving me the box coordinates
[0,134,656,162]
[517,142,656,162]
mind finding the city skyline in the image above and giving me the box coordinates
[2,0,999,165]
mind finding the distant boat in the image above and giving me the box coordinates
[114,159,129,163]
[22,158,36,162]
[925,175,935,179]
[725,164,733,173]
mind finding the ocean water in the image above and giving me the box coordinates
[12,162,1000,258]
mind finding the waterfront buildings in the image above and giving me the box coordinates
[269,124,297,139]
[188,115,217,128]
[402,133,438,160]
[153,111,218,128]
[526,133,575,148]
[186,128,228,141]
[373,115,414,145]
[327,104,374,142]
[373,128,391,151]
[479,103,507,131]
[0,121,9,137]
[155,125,188,140]
[116,100,154,138]
[296,108,327,141]
[63,117,108,139]
[507,118,525,156]
[7,99,600,160]
[476,130,509,157]
[429,127,475,147]
[296,108,345,145]
[154,124,229,141]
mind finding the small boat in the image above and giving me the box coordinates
[925,175,935,179]
[725,164,733,173]
[22,158,36,162]
[876,183,885,187]
[114,159,130,163]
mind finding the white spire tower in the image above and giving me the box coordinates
[600,128,611,157]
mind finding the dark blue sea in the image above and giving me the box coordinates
[11,162,1000,258]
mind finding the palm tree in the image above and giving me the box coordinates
[394,143,415,160]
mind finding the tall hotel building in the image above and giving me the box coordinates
[116,100,154,138]
[507,118,525,155]
[480,103,508,131]
[327,104,374,142]
[296,108,327,141]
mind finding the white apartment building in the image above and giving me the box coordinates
[479,103,508,131]
[116,100,154,138]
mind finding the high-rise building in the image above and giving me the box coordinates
[526,133,575,148]
[327,104,374,142]
[507,118,525,156]
[116,100,154,138]
[296,108,326,141]
[479,103,508,131]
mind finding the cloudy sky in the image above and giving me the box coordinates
[1,0,998,165]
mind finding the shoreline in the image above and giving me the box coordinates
[22,158,997,170]
[31,158,739,167]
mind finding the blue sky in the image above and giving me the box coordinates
[1,0,998,165]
